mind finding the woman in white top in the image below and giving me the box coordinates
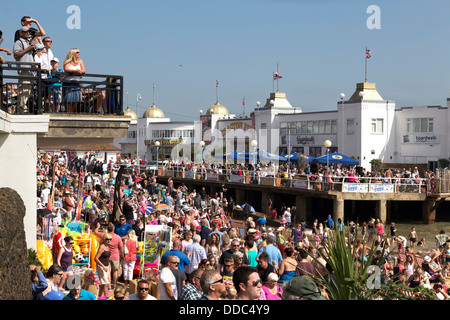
[63,48,85,113]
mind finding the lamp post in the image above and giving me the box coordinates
[155,140,160,174]
[324,140,332,172]
[251,139,258,182]
[200,140,205,179]
[136,93,142,174]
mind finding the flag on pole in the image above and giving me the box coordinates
[366,49,371,59]
[216,80,219,87]
[242,96,245,105]
[273,72,283,80]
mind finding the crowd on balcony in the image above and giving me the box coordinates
[153,158,435,192]
[1,17,117,115]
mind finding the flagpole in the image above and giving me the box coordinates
[153,84,155,105]
[365,47,368,83]
[277,63,279,93]
[216,80,218,103]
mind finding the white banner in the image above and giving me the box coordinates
[292,179,309,189]
[342,183,368,192]
[230,175,245,183]
[184,171,195,179]
[206,173,218,181]
[369,184,394,193]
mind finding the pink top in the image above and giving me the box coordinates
[124,239,137,261]
[261,284,282,300]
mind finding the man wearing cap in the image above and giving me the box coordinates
[13,26,35,114]
[282,276,327,300]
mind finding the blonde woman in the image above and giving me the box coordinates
[63,48,85,113]
[95,233,112,297]
[206,233,221,262]
[122,229,138,287]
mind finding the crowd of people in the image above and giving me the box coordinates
[158,160,433,193]
[1,16,112,115]
[32,150,450,301]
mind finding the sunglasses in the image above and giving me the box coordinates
[250,279,262,287]
[211,278,224,285]
[115,296,125,300]
[169,261,179,265]
[224,264,233,268]
[139,287,149,291]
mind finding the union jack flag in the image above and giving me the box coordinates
[366,49,371,59]
[273,72,283,80]
[216,80,219,87]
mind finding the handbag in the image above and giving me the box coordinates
[124,239,129,255]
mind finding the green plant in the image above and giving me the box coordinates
[438,158,450,169]
[28,248,44,270]
[307,225,437,300]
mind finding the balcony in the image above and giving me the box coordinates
[1,61,130,151]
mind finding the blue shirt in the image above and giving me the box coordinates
[115,223,132,238]
[63,288,97,300]
[257,245,283,268]
[160,249,191,271]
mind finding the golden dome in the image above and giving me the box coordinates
[207,102,229,115]
[123,107,137,120]
[143,104,165,118]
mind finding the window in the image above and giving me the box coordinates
[292,147,304,153]
[371,118,384,133]
[309,147,322,157]
[346,119,354,134]
[406,118,433,133]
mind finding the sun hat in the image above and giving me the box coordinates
[284,276,325,300]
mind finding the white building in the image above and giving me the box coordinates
[118,81,450,170]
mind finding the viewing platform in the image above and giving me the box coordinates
[1,61,131,153]
[148,166,450,225]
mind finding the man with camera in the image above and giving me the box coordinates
[13,26,35,114]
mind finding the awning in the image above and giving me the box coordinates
[38,142,121,152]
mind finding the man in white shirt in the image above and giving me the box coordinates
[158,255,179,300]
[126,279,157,300]
[41,37,54,71]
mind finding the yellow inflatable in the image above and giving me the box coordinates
[36,240,53,270]
[89,233,100,269]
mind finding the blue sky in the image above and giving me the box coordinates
[2,0,450,121]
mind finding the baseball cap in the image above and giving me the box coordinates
[284,276,326,300]
[35,43,45,50]
[51,57,59,63]
[20,26,30,32]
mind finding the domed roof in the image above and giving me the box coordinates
[143,104,165,118]
[207,102,229,115]
[123,107,137,120]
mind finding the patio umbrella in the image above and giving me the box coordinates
[137,204,153,216]
[155,204,170,211]
[314,152,359,165]
[280,153,316,163]
[241,203,255,213]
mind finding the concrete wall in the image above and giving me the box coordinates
[0,111,49,250]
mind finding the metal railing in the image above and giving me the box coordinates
[145,165,429,194]
[1,61,123,115]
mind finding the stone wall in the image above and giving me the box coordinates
[0,187,32,300]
